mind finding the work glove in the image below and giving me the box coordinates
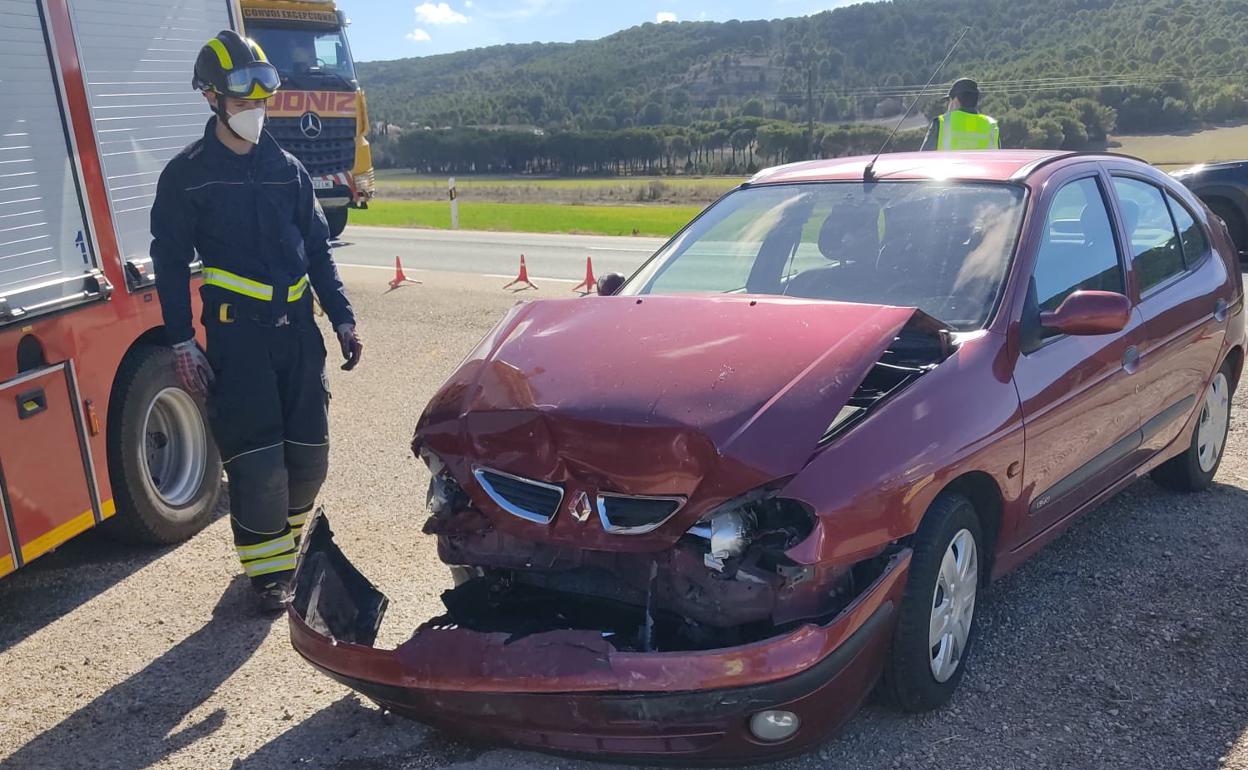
[336,323,363,371]
[172,340,214,396]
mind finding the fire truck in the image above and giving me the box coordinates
[0,0,246,577]
[240,0,374,238]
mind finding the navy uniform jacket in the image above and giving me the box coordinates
[150,117,354,344]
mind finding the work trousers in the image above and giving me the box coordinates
[203,295,330,587]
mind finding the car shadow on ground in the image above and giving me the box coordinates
[233,479,1248,770]
[0,485,229,658]
[0,576,268,770]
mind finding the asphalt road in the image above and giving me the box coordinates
[1,266,1246,770]
[332,226,666,284]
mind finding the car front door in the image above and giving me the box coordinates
[1107,170,1233,457]
[1012,169,1147,544]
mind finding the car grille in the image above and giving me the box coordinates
[473,468,563,524]
[597,494,685,534]
[267,117,355,177]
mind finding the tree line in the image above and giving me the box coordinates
[359,0,1248,142]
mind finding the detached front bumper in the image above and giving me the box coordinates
[287,512,911,764]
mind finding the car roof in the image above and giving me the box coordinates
[747,150,1136,185]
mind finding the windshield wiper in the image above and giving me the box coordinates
[306,70,357,90]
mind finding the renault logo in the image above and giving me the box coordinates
[569,490,593,523]
[299,112,323,139]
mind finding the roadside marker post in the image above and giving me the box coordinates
[504,255,538,291]
[449,177,459,230]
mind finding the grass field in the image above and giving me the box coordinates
[351,199,704,237]
[1111,122,1248,170]
[374,171,745,206]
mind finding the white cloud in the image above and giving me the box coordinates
[406,27,432,41]
[464,0,474,6]
[415,2,470,25]
[656,11,677,23]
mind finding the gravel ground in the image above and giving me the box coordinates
[1,265,1246,770]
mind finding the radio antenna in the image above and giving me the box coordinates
[863,26,971,182]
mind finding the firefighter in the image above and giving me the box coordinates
[150,30,363,612]
[920,78,1001,151]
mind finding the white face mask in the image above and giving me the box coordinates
[226,105,266,144]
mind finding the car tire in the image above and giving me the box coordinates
[881,492,983,713]
[326,206,348,239]
[105,345,222,544]
[1151,362,1234,493]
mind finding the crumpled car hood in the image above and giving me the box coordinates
[415,294,922,549]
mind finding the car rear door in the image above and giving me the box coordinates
[1012,167,1146,543]
[1105,168,1233,457]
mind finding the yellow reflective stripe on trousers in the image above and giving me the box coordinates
[236,533,296,561]
[243,553,297,578]
[287,512,309,528]
[203,268,309,303]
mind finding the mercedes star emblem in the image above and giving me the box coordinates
[300,112,323,139]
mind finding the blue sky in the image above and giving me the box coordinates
[343,0,866,62]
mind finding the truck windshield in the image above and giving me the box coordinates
[250,25,358,90]
[621,181,1027,331]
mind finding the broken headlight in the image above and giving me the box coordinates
[420,448,468,516]
[688,490,815,572]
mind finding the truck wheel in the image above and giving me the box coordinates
[105,345,222,544]
[326,207,348,239]
[1207,199,1247,266]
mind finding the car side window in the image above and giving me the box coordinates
[1165,193,1209,266]
[1112,177,1185,292]
[1032,177,1124,315]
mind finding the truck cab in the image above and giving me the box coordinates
[241,0,374,238]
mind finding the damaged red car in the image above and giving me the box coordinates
[288,151,1244,763]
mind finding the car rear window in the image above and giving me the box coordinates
[624,181,1027,331]
[1112,177,1185,292]
[1165,193,1209,266]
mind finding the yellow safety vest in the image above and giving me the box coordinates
[937,111,1001,151]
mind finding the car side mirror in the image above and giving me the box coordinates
[1039,291,1131,336]
[596,272,626,296]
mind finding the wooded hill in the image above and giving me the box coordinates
[359,0,1248,174]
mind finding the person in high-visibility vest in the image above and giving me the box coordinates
[920,78,1000,151]
[150,30,363,612]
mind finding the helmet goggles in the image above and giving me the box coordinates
[221,62,281,100]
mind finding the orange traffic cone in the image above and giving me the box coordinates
[387,256,421,292]
[573,256,597,294]
[503,254,538,291]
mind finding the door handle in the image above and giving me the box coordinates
[16,388,47,420]
[1215,299,1229,323]
[1123,346,1140,374]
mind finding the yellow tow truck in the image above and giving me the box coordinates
[241,0,374,237]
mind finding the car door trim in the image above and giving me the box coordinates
[1140,395,1198,443]
[1030,395,1198,516]
[1030,430,1141,516]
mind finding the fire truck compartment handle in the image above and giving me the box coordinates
[16,388,48,420]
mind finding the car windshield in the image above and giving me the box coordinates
[250,25,358,89]
[622,181,1028,331]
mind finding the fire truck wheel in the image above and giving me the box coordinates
[105,345,223,544]
[326,206,348,239]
